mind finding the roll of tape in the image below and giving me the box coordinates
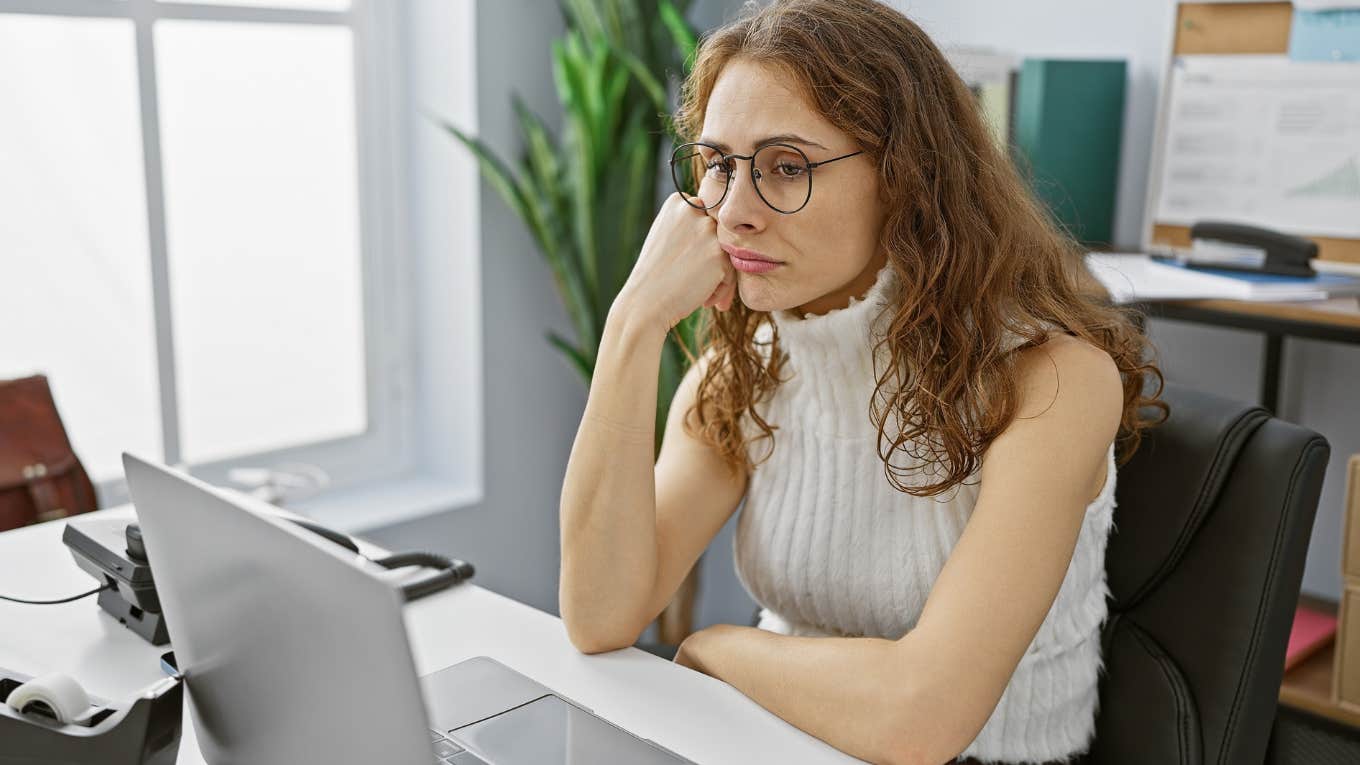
[5,673,91,725]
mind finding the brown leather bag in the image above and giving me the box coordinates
[0,374,99,530]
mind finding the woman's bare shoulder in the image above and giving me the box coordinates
[1010,331,1122,430]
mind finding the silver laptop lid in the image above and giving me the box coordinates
[122,452,433,765]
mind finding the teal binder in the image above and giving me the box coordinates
[1013,59,1126,247]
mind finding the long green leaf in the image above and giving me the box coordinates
[431,114,532,235]
[553,35,602,332]
[674,311,703,362]
[611,45,667,110]
[547,330,594,384]
[439,121,581,328]
[511,98,574,281]
[562,0,605,43]
[511,96,561,192]
[656,333,681,451]
[614,0,645,62]
[444,0,704,425]
[659,0,698,73]
[612,108,655,297]
[464,131,552,258]
[511,98,599,351]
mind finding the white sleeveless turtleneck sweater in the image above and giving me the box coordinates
[733,261,1117,763]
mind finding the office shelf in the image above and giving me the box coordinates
[1279,595,1360,730]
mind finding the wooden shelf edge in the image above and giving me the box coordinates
[1279,597,1360,729]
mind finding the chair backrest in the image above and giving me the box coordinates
[1082,382,1330,765]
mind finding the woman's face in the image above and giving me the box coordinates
[699,57,888,317]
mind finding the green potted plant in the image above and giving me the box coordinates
[439,0,706,647]
[440,0,702,456]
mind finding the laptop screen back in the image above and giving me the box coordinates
[122,453,434,765]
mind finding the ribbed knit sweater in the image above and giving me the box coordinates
[733,261,1117,763]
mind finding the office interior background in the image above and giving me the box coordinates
[4,0,1358,635]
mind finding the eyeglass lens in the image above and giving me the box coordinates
[672,143,813,214]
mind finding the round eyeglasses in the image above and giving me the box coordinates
[670,141,864,215]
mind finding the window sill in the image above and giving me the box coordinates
[290,473,481,535]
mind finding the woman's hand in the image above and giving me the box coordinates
[672,624,743,677]
[672,626,713,675]
[613,192,738,333]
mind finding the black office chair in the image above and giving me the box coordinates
[1079,382,1331,765]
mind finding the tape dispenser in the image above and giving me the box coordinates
[0,661,182,765]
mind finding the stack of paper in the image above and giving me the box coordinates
[1084,253,1360,303]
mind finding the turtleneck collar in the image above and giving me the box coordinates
[770,259,900,351]
[748,261,903,427]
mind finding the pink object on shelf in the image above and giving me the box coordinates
[1285,604,1338,672]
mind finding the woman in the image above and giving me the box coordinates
[559,1,1167,763]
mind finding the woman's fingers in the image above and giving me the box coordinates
[707,282,726,311]
[716,260,738,311]
[718,278,736,311]
[703,260,734,309]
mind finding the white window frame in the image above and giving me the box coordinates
[0,0,470,529]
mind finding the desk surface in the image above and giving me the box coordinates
[1171,296,1360,330]
[0,507,861,764]
[1131,296,1360,345]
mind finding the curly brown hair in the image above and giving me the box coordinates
[671,0,1168,497]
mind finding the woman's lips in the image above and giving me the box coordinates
[721,244,783,274]
[729,254,782,273]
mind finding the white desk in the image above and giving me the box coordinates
[0,506,862,764]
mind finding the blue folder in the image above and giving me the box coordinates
[1154,258,1360,290]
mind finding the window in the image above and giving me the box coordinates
[0,0,415,509]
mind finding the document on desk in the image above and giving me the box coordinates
[1153,55,1360,238]
[1084,253,1344,303]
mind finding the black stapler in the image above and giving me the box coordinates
[1185,221,1319,277]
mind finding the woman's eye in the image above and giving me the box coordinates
[706,160,730,175]
[775,162,805,178]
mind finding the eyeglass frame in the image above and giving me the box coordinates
[669,140,864,215]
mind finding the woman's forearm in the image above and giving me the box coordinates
[678,626,961,765]
[558,302,671,652]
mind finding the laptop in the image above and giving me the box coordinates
[121,453,693,765]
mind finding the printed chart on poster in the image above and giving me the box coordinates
[1154,55,1360,239]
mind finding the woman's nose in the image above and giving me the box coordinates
[715,162,769,231]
